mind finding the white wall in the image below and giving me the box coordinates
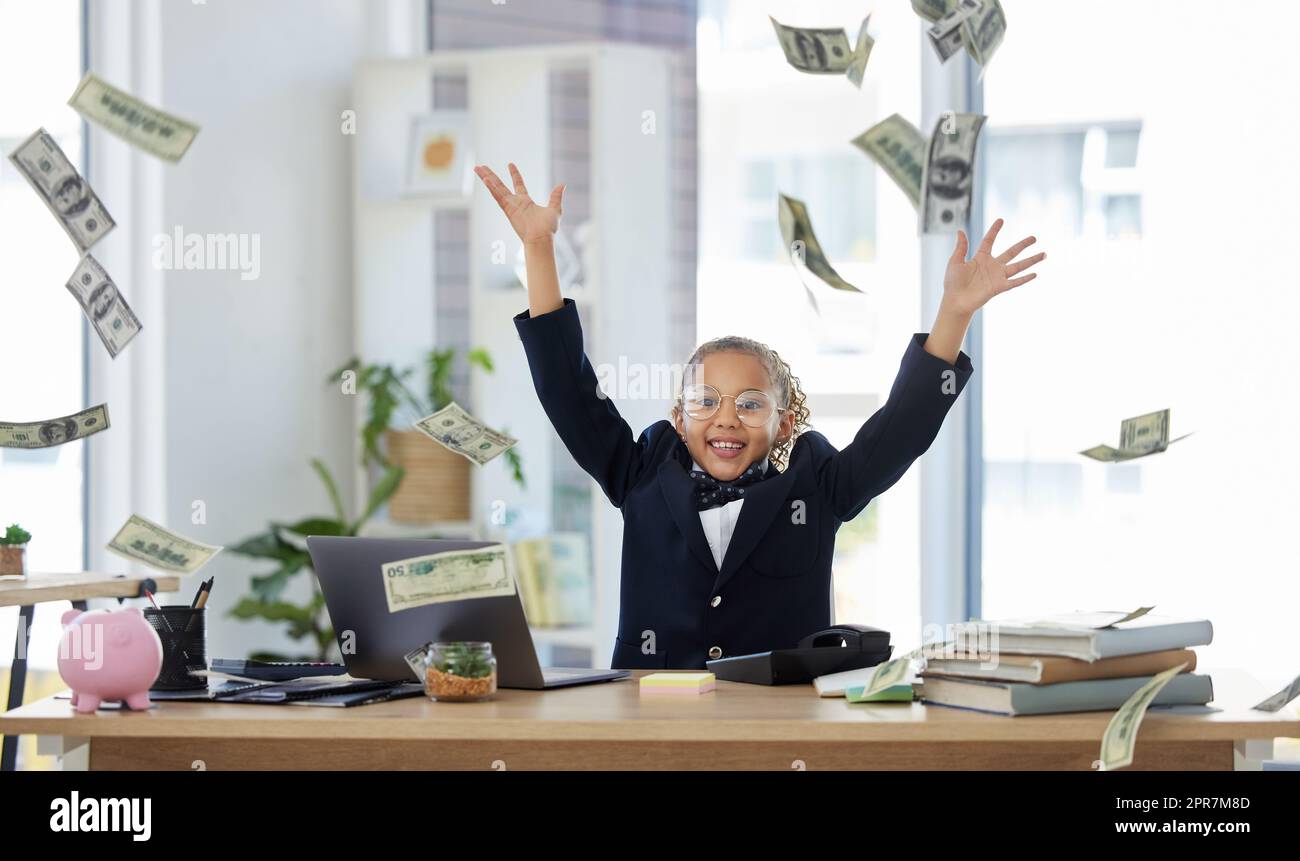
[86,0,375,661]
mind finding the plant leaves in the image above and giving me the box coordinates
[279,517,347,539]
[228,531,301,562]
[467,347,494,373]
[310,458,347,522]
[249,553,310,602]
[353,464,405,532]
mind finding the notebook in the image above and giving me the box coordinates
[922,648,1197,684]
[958,613,1212,661]
[918,673,1214,716]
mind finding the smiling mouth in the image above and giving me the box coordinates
[708,439,745,458]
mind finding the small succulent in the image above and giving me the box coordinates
[1,524,31,546]
[436,642,494,679]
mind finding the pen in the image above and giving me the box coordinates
[184,577,212,634]
[189,577,208,608]
[147,589,194,665]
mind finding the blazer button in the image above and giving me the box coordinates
[708,645,722,659]
[710,595,722,608]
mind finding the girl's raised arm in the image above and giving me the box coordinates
[474,163,566,318]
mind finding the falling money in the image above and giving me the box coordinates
[1250,673,1300,713]
[0,404,110,449]
[920,112,986,233]
[106,514,223,575]
[913,0,1007,72]
[1096,662,1189,771]
[66,256,142,359]
[777,192,863,315]
[851,113,925,209]
[927,0,982,62]
[381,545,516,614]
[68,72,200,162]
[8,128,116,253]
[855,657,915,700]
[1080,408,1193,462]
[412,401,518,466]
[769,13,874,89]
[852,112,986,234]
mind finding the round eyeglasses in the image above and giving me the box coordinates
[681,384,787,427]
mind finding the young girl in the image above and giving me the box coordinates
[475,162,1043,670]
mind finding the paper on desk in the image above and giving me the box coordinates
[192,669,367,686]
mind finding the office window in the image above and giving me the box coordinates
[0,0,85,633]
[698,0,923,644]
[978,0,1300,685]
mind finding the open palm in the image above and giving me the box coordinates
[473,162,564,244]
[943,218,1045,316]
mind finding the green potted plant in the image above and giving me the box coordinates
[0,524,31,577]
[334,346,524,523]
[226,458,402,661]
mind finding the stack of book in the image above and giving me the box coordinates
[917,612,1215,716]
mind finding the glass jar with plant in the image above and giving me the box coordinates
[0,524,31,577]
[334,347,524,524]
[418,640,497,702]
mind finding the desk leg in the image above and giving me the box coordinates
[1,603,36,772]
[1233,738,1274,771]
[3,599,87,771]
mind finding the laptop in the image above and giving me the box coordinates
[305,535,628,690]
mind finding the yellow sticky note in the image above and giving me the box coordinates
[639,672,716,693]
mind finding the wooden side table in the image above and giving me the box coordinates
[0,571,181,770]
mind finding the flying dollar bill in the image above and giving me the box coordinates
[914,0,1006,72]
[770,14,874,89]
[1251,673,1300,713]
[920,112,986,233]
[66,256,142,359]
[856,657,915,700]
[106,514,222,575]
[381,544,516,614]
[0,404,110,448]
[1080,409,1193,462]
[960,0,1007,71]
[412,402,518,466]
[8,128,116,253]
[778,192,863,314]
[1097,662,1189,771]
[911,0,956,24]
[928,0,981,62]
[851,113,926,210]
[68,72,200,162]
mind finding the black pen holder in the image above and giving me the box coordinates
[145,606,207,690]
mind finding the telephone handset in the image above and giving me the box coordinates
[797,623,889,651]
[707,623,894,685]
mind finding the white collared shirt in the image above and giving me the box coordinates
[690,455,770,571]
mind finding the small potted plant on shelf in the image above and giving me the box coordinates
[334,346,524,524]
[0,524,32,577]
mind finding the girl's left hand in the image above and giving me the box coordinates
[942,218,1045,317]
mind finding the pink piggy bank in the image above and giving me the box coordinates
[57,607,163,713]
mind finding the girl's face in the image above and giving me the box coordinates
[674,351,794,481]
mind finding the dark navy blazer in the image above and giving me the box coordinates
[514,298,973,670]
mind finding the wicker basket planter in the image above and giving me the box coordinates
[385,429,470,523]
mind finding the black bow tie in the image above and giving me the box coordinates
[688,462,768,511]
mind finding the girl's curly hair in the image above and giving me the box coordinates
[668,336,811,472]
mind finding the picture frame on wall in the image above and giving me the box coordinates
[405,111,474,197]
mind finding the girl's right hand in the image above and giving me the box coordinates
[473,162,564,244]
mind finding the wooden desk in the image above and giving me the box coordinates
[3,667,1295,770]
[0,571,183,771]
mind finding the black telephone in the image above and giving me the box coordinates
[705,623,893,685]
